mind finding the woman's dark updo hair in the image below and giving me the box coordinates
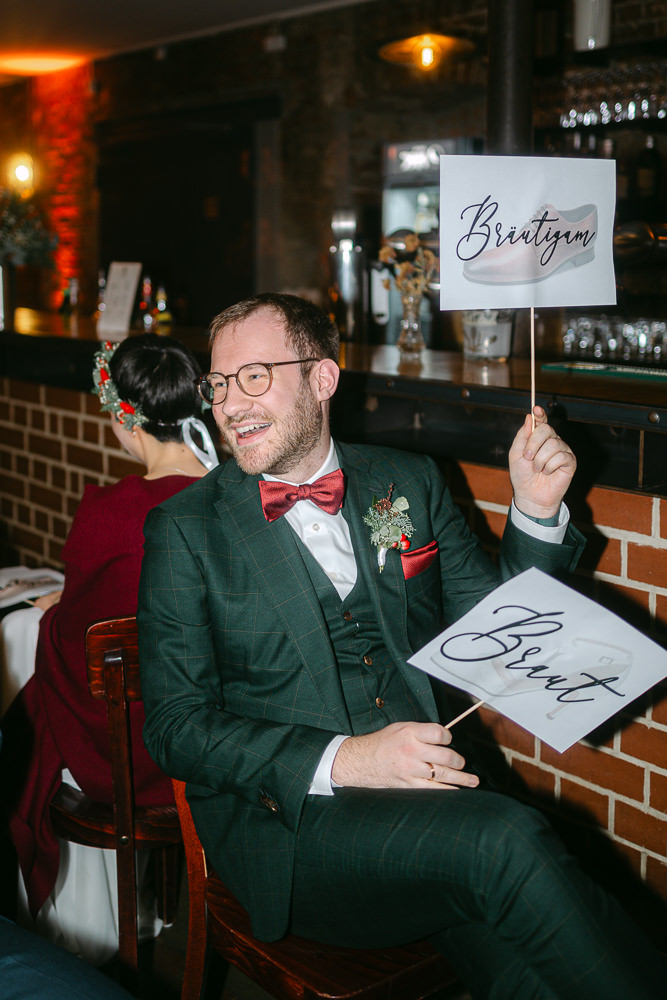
[109,333,203,443]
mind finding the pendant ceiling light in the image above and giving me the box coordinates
[378,33,475,72]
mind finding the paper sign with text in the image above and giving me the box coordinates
[408,568,667,753]
[439,155,617,311]
[97,261,142,336]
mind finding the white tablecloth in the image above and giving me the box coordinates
[1,606,43,715]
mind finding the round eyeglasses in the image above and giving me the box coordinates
[195,358,318,406]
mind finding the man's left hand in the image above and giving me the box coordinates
[508,406,576,520]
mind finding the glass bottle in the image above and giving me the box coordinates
[134,274,155,330]
[58,278,78,314]
[94,269,107,318]
[636,135,661,201]
[152,285,173,328]
[69,278,79,313]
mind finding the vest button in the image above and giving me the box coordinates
[375,697,385,708]
[343,611,353,621]
[363,654,373,666]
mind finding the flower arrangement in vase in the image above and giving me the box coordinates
[0,190,57,267]
[0,189,57,330]
[378,232,439,354]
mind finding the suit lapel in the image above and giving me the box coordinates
[337,444,438,716]
[340,451,408,644]
[213,468,352,732]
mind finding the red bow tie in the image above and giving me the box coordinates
[259,469,346,523]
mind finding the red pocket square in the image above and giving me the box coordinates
[400,539,438,580]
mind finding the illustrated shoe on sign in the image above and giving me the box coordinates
[463,203,598,285]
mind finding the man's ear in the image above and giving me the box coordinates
[311,358,339,402]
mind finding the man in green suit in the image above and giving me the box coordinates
[138,293,665,999]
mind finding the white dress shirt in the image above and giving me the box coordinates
[263,440,356,601]
[264,438,570,794]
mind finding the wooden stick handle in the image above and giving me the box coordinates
[445,698,485,729]
[530,306,536,430]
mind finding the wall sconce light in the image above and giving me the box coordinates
[7,152,35,198]
[378,33,474,72]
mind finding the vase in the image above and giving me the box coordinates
[1,263,17,332]
[397,292,426,355]
[461,309,514,361]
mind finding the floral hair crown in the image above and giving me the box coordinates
[92,341,148,431]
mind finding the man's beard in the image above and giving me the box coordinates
[218,378,323,478]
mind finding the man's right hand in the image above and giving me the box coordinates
[331,721,480,790]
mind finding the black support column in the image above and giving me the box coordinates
[486,0,535,155]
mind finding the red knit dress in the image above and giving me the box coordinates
[2,474,198,914]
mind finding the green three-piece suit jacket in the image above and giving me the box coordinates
[137,440,585,941]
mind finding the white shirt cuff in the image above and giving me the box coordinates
[510,500,570,544]
[309,734,349,796]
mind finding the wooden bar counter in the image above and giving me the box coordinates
[334,342,666,498]
[2,309,666,498]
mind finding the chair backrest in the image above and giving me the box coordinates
[85,616,141,922]
[86,616,141,702]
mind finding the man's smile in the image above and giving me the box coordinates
[229,419,273,444]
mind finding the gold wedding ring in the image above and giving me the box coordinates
[425,761,436,781]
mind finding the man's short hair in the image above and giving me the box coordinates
[209,293,340,363]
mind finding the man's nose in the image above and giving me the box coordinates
[220,378,248,416]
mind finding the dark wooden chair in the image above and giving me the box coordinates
[49,616,181,987]
[172,778,460,1000]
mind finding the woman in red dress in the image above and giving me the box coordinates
[1,333,219,962]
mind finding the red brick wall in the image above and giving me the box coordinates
[450,460,667,914]
[32,66,98,310]
[0,377,137,567]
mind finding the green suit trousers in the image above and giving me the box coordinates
[290,786,665,1000]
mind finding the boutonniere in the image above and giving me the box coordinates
[363,483,414,572]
